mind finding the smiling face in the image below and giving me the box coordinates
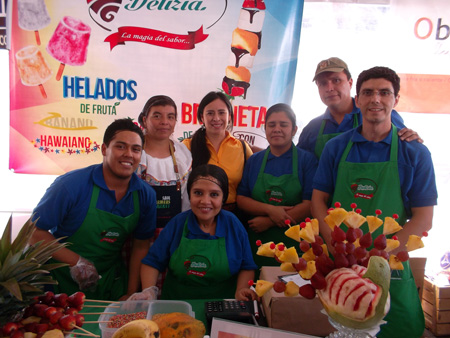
[316,71,353,112]
[355,78,399,126]
[265,111,297,152]
[201,98,231,138]
[102,130,143,181]
[189,177,224,227]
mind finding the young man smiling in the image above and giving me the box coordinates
[30,118,157,301]
[311,67,437,337]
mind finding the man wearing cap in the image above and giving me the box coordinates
[297,57,421,158]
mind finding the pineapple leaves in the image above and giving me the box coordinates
[0,216,13,263]
[0,278,23,301]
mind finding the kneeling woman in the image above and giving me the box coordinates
[137,164,258,300]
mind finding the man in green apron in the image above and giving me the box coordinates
[311,67,437,337]
[30,118,157,301]
[297,57,422,158]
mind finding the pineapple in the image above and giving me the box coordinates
[0,216,68,326]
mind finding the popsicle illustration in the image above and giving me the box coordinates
[15,45,52,98]
[17,0,51,46]
[46,16,91,81]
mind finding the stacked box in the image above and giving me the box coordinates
[422,277,450,336]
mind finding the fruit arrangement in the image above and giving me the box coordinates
[0,291,99,338]
[249,202,427,329]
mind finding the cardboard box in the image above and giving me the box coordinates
[422,277,450,336]
[260,266,334,337]
[410,257,427,301]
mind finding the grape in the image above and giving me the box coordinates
[312,242,323,256]
[359,232,372,248]
[314,235,324,245]
[397,251,409,262]
[354,246,368,259]
[360,257,370,267]
[311,272,327,290]
[299,284,316,299]
[316,254,334,276]
[345,242,355,255]
[334,253,349,269]
[369,248,381,257]
[299,241,310,253]
[354,228,363,238]
[293,258,307,271]
[334,241,346,254]
[373,234,387,250]
[346,228,357,243]
[273,280,286,293]
[380,250,389,260]
[333,226,346,242]
[347,254,357,267]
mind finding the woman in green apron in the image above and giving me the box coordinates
[329,125,424,337]
[236,104,318,272]
[133,164,258,301]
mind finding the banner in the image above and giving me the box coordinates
[8,0,304,174]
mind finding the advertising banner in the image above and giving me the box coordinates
[8,0,304,174]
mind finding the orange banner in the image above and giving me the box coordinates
[397,74,450,114]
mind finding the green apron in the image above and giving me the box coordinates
[51,185,140,300]
[332,125,424,337]
[314,113,359,158]
[161,216,236,300]
[248,145,303,270]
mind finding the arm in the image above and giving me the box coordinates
[311,189,333,253]
[140,264,160,289]
[286,200,312,224]
[236,195,295,227]
[29,227,79,266]
[392,206,433,254]
[122,237,150,299]
[235,269,257,301]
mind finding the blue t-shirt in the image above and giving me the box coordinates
[313,126,438,218]
[237,144,318,201]
[297,98,406,157]
[32,164,157,240]
[142,210,258,275]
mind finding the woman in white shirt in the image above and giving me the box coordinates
[137,95,192,231]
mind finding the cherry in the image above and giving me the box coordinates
[392,235,399,240]
[305,218,311,222]
[270,243,276,250]
[375,209,382,215]
[53,293,68,308]
[75,314,85,327]
[356,209,362,214]
[284,219,291,226]
[38,291,54,305]
[255,240,262,246]
[422,231,428,237]
[59,315,76,331]
[248,280,254,287]
[49,311,64,325]
[44,306,58,319]
[300,222,306,229]
[334,202,341,208]
[67,292,85,308]
[2,322,19,335]
[392,214,399,219]
[277,244,285,251]
[350,203,357,209]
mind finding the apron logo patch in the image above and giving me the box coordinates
[100,229,121,243]
[350,178,378,200]
[184,255,210,277]
[266,187,285,204]
[157,195,171,209]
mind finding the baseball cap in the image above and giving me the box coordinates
[312,57,349,81]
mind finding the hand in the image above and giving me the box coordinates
[128,286,159,301]
[267,205,295,228]
[248,216,274,233]
[235,287,257,301]
[398,127,423,143]
[69,256,101,290]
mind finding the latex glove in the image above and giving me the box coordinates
[69,256,101,290]
[128,286,159,301]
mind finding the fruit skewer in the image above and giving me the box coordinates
[84,299,120,304]
[83,320,112,324]
[74,324,100,337]
[83,304,120,308]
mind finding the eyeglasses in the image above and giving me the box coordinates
[359,89,394,98]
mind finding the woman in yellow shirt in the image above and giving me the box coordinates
[183,91,252,213]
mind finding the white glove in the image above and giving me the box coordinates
[69,256,101,290]
[128,286,159,301]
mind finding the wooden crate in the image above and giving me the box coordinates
[422,277,450,336]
